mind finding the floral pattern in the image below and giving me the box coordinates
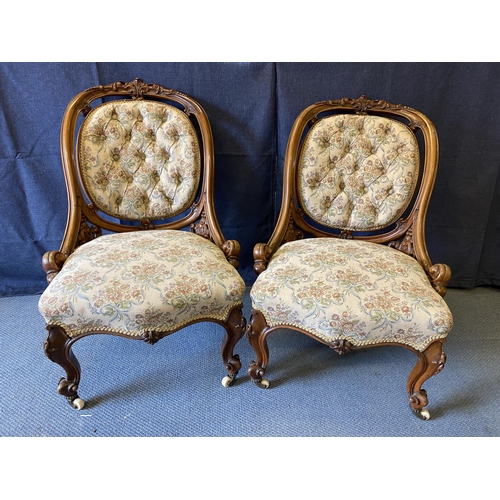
[251,238,453,350]
[298,114,419,230]
[79,100,200,220]
[38,231,246,337]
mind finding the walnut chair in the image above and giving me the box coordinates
[38,79,247,410]
[247,96,453,419]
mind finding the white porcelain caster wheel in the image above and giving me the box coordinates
[414,408,430,420]
[221,375,236,388]
[72,398,85,410]
[255,378,270,389]
[420,409,431,420]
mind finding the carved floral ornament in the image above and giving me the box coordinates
[88,78,188,101]
[315,96,422,131]
[326,95,408,112]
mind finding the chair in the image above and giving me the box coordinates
[246,96,453,419]
[38,79,247,410]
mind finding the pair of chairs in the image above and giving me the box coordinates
[38,79,453,420]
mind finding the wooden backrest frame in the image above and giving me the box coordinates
[254,96,451,296]
[43,79,240,282]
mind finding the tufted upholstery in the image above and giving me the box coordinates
[250,238,453,351]
[79,100,200,220]
[298,114,419,230]
[39,230,246,338]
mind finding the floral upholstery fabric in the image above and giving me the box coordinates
[79,100,200,220]
[38,231,246,337]
[298,114,419,231]
[251,238,453,351]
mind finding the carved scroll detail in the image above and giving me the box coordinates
[283,215,304,244]
[42,251,67,283]
[77,213,102,247]
[428,263,452,297]
[253,243,273,275]
[339,230,353,240]
[388,227,415,258]
[190,210,212,241]
[139,219,154,230]
[433,350,447,376]
[142,331,161,345]
[222,240,240,268]
[330,339,354,355]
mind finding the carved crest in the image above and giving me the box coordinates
[325,95,411,113]
[87,78,189,101]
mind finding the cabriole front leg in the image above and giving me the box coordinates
[246,310,271,389]
[407,338,447,420]
[221,306,246,387]
[43,325,85,410]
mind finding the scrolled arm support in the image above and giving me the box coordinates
[428,263,452,297]
[42,251,67,283]
[253,243,273,275]
[222,239,241,268]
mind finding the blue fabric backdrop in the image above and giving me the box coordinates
[1,62,499,296]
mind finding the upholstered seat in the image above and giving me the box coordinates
[39,79,246,410]
[246,96,453,419]
[39,230,245,338]
[251,238,452,350]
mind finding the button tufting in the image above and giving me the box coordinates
[79,99,201,221]
[298,113,420,231]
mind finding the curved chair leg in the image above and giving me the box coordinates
[220,306,246,387]
[43,325,85,410]
[407,338,446,420]
[246,309,271,389]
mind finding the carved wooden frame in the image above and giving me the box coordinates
[43,78,240,281]
[253,95,451,295]
[41,79,245,408]
[246,310,446,417]
[248,96,451,418]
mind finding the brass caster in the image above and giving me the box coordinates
[254,378,270,389]
[413,408,431,420]
[221,374,236,388]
